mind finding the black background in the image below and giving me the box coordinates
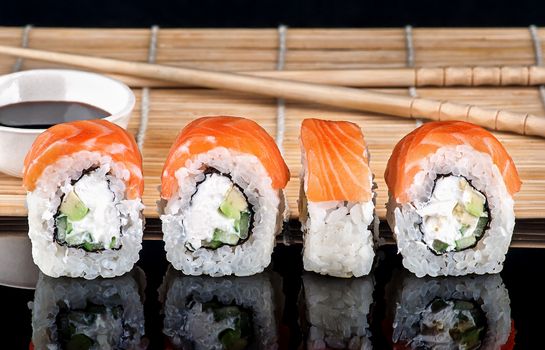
[1,0,545,28]
[0,1,543,348]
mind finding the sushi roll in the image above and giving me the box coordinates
[302,273,374,350]
[160,266,279,349]
[385,121,521,277]
[388,273,514,349]
[160,116,290,276]
[31,268,146,349]
[23,120,144,279]
[299,118,377,277]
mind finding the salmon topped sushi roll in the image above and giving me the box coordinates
[299,119,377,278]
[24,120,144,279]
[385,121,521,277]
[160,116,290,276]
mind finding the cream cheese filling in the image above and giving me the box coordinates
[416,176,488,253]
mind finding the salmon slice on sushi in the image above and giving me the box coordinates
[299,118,377,278]
[385,121,521,277]
[24,119,144,279]
[160,116,290,276]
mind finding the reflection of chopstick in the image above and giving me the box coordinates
[111,65,545,88]
[0,44,543,138]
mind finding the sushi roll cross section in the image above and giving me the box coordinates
[160,116,290,276]
[31,269,146,349]
[389,273,513,350]
[160,267,279,349]
[299,118,377,278]
[23,120,145,279]
[385,121,521,277]
[182,168,253,251]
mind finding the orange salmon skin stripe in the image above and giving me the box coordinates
[161,116,289,199]
[385,121,521,203]
[23,119,143,200]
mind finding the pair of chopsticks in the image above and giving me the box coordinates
[0,44,542,138]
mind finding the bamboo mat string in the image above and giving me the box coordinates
[529,25,545,108]
[404,25,423,127]
[136,25,159,151]
[11,24,32,72]
[275,25,287,155]
[275,25,292,246]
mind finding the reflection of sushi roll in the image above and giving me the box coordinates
[389,273,513,349]
[302,273,374,349]
[385,121,521,276]
[31,268,146,349]
[160,116,290,276]
[299,119,376,277]
[160,267,278,349]
[23,120,144,279]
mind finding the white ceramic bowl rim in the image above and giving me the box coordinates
[0,69,135,134]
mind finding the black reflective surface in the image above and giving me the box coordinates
[1,231,544,349]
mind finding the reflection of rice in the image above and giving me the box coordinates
[30,268,146,349]
[391,273,511,349]
[302,274,374,350]
[160,266,278,349]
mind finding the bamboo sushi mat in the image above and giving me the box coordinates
[1,27,545,226]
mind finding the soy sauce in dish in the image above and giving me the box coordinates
[0,101,111,129]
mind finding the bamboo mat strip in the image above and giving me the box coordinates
[0,28,544,221]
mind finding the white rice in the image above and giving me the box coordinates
[386,145,515,277]
[303,273,374,350]
[160,266,278,349]
[300,150,377,278]
[30,268,146,350]
[391,273,512,349]
[160,147,287,277]
[27,151,144,279]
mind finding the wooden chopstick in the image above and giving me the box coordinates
[111,65,545,88]
[0,44,543,138]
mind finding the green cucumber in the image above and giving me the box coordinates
[455,235,477,251]
[465,192,485,217]
[453,300,475,311]
[213,228,239,245]
[59,191,89,221]
[56,216,73,240]
[459,327,484,350]
[236,211,251,239]
[473,216,488,238]
[109,236,117,249]
[432,239,449,254]
[82,241,102,252]
[219,328,247,350]
[219,186,248,220]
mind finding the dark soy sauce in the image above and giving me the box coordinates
[0,101,111,129]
